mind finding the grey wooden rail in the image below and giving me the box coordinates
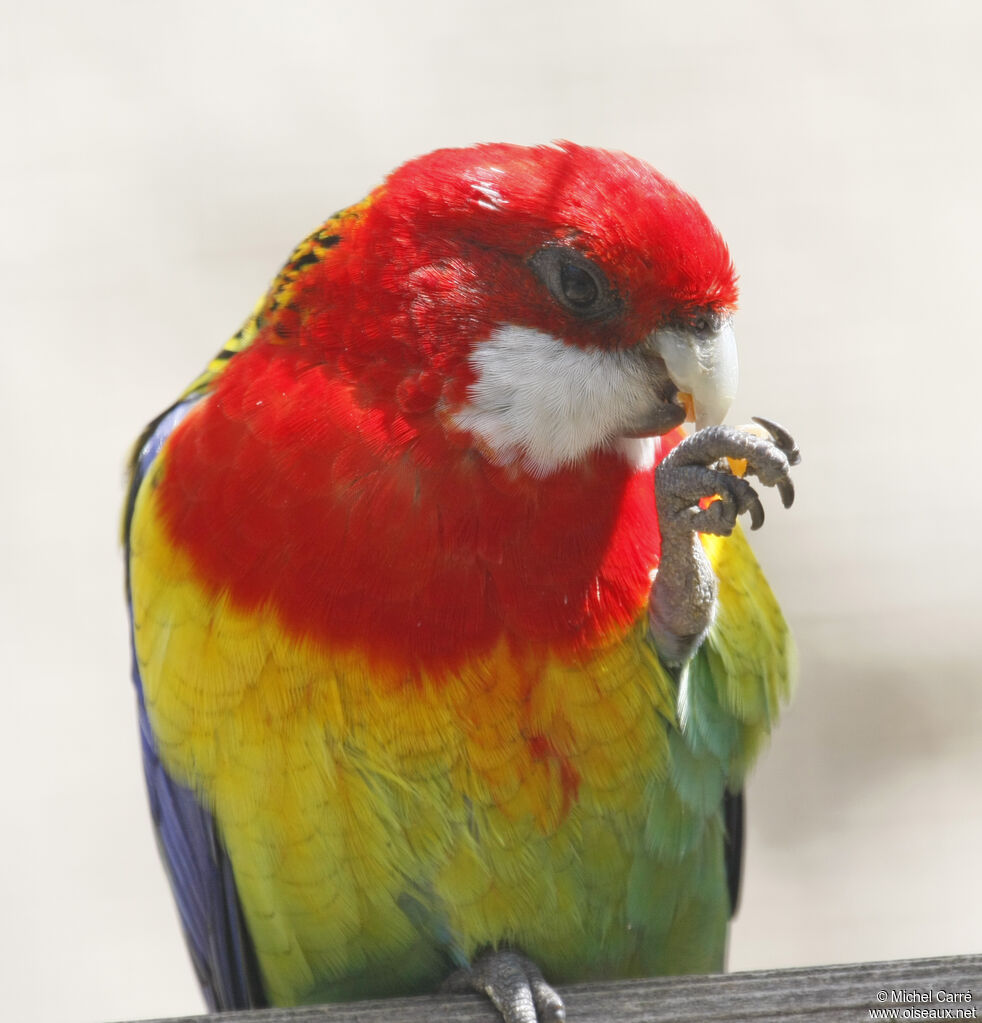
[129,955,980,1023]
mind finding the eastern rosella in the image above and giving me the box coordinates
[124,142,798,1023]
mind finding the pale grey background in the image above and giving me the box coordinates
[2,2,980,1021]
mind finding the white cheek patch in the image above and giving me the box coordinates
[451,324,659,475]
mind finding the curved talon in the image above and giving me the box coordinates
[777,476,795,509]
[724,471,763,531]
[747,493,765,530]
[752,415,801,466]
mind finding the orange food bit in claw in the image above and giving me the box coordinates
[679,391,695,422]
[680,400,753,477]
[727,422,771,477]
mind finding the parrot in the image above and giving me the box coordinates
[123,142,799,1023]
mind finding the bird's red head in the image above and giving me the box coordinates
[372,141,738,350]
[202,142,742,478]
[264,143,741,473]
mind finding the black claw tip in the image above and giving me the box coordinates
[747,496,765,530]
[777,477,795,508]
[752,416,801,465]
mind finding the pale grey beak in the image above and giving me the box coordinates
[652,319,739,429]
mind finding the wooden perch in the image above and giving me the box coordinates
[131,954,981,1023]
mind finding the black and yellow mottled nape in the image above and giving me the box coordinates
[179,197,375,402]
[123,196,374,536]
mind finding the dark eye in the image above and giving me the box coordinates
[559,261,598,308]
[529,245,620,320]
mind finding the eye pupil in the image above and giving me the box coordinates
[529,245,618,320]
[560,261,599,307]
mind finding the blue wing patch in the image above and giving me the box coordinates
[125,398,266,1011]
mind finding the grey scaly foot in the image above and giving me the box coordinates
[442,949,565,1023]
[650,416,800,666]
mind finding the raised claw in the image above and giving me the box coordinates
[752,415,801,466]
[655,420,798,531]
[649,418,798,665]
